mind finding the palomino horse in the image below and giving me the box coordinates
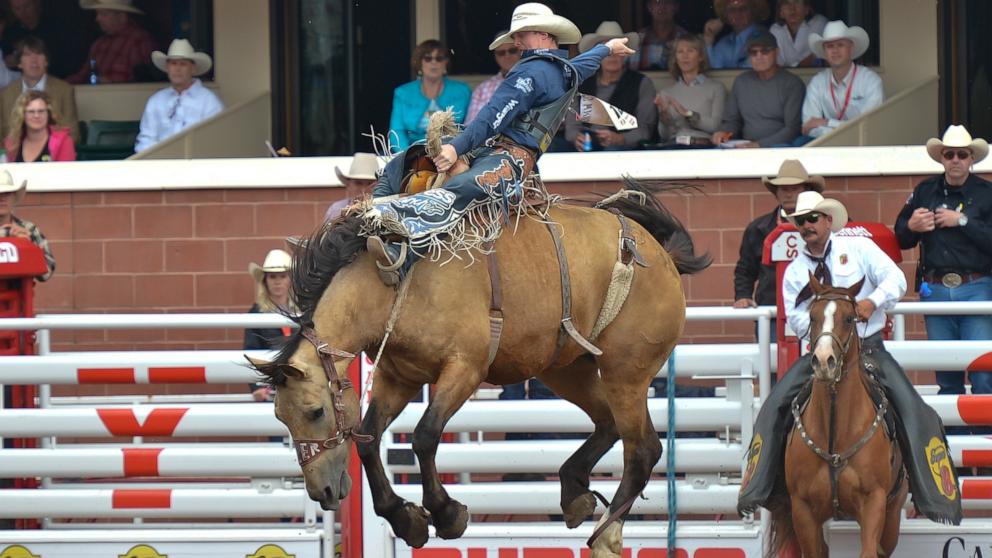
[248,180,709,558]
[771,275,908,558]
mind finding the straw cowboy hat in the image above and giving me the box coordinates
[0,170,27,205]
[249,249,292,284]
[489,3,581,50]
[578,21,640,54]
[335,152,379,184]
[786,191,848,232]
[152,39,213,76]
[761,159,825,194]
[926,124,989,164]
[79,0,144,15]
[809,20,870,60]
[714,0,770,23]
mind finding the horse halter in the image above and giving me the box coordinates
[810,292,859,386]
[292,328,373,467]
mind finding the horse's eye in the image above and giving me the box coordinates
[846,316,857,325]
[308,408,325,421]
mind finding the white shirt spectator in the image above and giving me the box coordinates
[783,233,906,340]
[801,64,883,138]
[770,14,828,67]
[21,74,45,92]
[0,48,21,89]
[135,78,224,152]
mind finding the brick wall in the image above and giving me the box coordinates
[18,173,938,354]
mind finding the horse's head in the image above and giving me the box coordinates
[807,273,865,383]
[247,331,363,510]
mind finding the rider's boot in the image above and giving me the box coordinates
[737,354,813,516]
[366,236,415,287]
[863,333,962,525]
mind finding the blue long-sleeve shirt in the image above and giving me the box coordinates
[707,23,762,69]
[449,45,610,156]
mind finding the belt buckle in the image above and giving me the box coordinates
[941,273,963,288]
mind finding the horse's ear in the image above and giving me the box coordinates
[808,270,825,294]
[848,277,866,298]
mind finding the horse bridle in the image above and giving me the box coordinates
[291,327,373,467]
[793,291,889,519]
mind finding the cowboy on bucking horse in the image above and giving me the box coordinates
[362,3,635,286]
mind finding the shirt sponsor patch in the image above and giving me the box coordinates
[492,99,518,128]
[513,77,534,94]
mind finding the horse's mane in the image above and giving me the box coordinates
[596,177,712,275]
[252,214,368,386]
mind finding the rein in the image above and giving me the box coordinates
[792,292,888,519]
[292,328,373,467]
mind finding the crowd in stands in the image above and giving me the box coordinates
[388,0,884,152]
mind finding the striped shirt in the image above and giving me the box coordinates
[465,73,505,124]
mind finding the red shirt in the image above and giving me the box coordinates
[67,21,157,84]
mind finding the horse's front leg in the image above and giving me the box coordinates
[853,487,890,558]
[413,358,486,540]
[356,372,430,548]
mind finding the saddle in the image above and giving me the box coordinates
[400,144,469,194]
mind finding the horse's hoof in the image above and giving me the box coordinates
[433,499,469,539]
[563,492,597,528]
[388,502,430,548]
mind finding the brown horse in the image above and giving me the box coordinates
[771,275,908,558]
[248,180,709,558]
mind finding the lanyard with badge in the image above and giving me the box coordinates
[829,65,859,120]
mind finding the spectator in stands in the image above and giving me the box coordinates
[627,0,689,72]
[135,39,224,153]
[244,249,297,402]
[564,21,657,151]
[4,90,75,162]
[711,30,803,148]
[769,0,827,67]
[2,0,82,78]
[798,20,883,143]
[733,159,824,341]
[465,32,520,125]
[325,152,378,221]
[0,169,54,280]
[67,0,156,85]
[0,37,79,142]
[894,125,992,433]
[655,35,725,148]
[703,0,769,69]
[388,39,471,153]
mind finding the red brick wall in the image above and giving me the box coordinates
[18,174,937,353]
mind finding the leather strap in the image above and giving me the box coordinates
[485,245,504,368]
[586,492,637,547]
[607,208,647,267]
[546,222,602,366]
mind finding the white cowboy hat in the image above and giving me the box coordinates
[152,39,213,76]
[786,191,848,232]
[335,152,379,183]
[489,3,581,50]
[249,249,292,283]
[926,124,989,164]
[578,21,640,54]
[761,159,825,194]
[0,170,27,205]
[79,0,144,15]
[808,20,870,60]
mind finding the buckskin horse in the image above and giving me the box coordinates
[247,179,709,558]
[770,275,908,558]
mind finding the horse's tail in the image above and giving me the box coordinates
[765,494,797,558]
[596,177,712,275]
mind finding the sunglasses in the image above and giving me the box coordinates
[748,47,774,56]
[494,47,519,57]
[942,149,971,161]
[422,55,448,63]
[793,212,822,226]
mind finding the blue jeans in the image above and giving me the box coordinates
[923,276,992,434]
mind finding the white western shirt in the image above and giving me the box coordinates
[801,64,884,138]
[783,233,906,341]
[135,78,225,152]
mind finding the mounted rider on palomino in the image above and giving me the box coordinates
[737,191,963,525]
[363,2,636,286]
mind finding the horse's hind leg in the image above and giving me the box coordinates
[357,371,431,548]
[539,355,619,528]
[591,357,664,558]
[412,358,486,540]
